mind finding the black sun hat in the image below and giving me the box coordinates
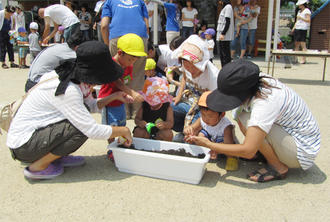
[206,59,260,112]
[55,41,123,96]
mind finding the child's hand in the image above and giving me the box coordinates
[185,135,210,147]
[183,125,195,136]
[132,91,144,102]
[173,96,181,105]
[114,91,134,103]
[156,121,166,130]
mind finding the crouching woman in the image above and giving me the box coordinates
[186,59,321,182]
[6,41,133,180]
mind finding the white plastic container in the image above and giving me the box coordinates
[108,137,210,184]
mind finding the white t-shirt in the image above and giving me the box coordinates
[216,4,234,41]
[248,5,260,30]
[295,8,311,30]
[44,4,80,28]
[7,72,113,149]
[184,61,218,92]
[205,39,215,59]
[146,1,154,28]
[201,117,232,143]
[13,11,25,32]
[94,0,105,13]
[246,74,320,170]
[157,44,179,71]
[181,7,198,27]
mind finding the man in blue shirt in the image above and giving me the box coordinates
[151,0,180,44]
[100,0,149,119]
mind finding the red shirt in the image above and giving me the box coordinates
[98,58,133,107]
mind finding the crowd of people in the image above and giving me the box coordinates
[1,0,320,184]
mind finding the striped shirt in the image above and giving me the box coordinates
[7,71,113,149]
[248,75,321,170]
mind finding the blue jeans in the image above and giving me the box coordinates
[231,28,249,51]
[181,26,194,39]
[63,23,80,42]
[248,29,256,46]
[171,102,200,132]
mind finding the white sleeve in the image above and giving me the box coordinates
[53,86,112,140]
[247,96,282,134]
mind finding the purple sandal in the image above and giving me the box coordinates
[55,155,85,167]
[24,163,64,180]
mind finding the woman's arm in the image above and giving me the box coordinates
[100,16,110,46]
[186,125,266,159]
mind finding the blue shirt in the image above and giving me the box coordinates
[164,3,180,32]
[101,0,148,40]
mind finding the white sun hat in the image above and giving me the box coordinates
[296,0,308,5]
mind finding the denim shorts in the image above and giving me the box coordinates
[104,104,126,126]
[19,47,28,58]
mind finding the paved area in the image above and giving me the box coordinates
[0,55,329,221]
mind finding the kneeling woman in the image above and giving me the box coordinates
[186,59,321,182]
[7,41,133,180]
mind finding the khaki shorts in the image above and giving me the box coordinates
[10,120,88,163]
[239,111,301,168]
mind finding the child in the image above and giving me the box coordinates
[98,33,145,137]
[145,58,157,78]
[16,27,29,69]
[28,22,42,63]
[197,91,239,170]
[204,28,215,63]
[145,58,166,79]
[134,77,174,141]
[54,26,65,43]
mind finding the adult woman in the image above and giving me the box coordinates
[292,0,311,64]
[216,0,234,67]
[186,59,321,182]
[181,0,198,39]
[13,4,26,34]
[171,35,219,141]
[0,6,19,69]
[230,0,251,59]
[247,0,260,58]
[7,41,133,180]
[79,4,92,41]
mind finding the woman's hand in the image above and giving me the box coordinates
[185,135,210,147]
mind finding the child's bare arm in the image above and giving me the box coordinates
[156,106,174,130]
[173,72,186,105]
[134,106,147,128]
[114,79,144,102]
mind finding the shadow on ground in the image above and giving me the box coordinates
[215,158,326,189]
[26,155,132,184]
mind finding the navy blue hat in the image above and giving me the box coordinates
[55,41,123,96]
[206,59,260,112]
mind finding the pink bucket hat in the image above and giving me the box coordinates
[140,77,173,106]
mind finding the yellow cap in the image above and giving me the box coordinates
[145,58,156,70]
[117,33,147,57]
[198,91,212,107]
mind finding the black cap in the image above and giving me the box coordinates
[206,59,260,112]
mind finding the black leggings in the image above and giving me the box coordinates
[0,34,14,62]
[218,40,231,68]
